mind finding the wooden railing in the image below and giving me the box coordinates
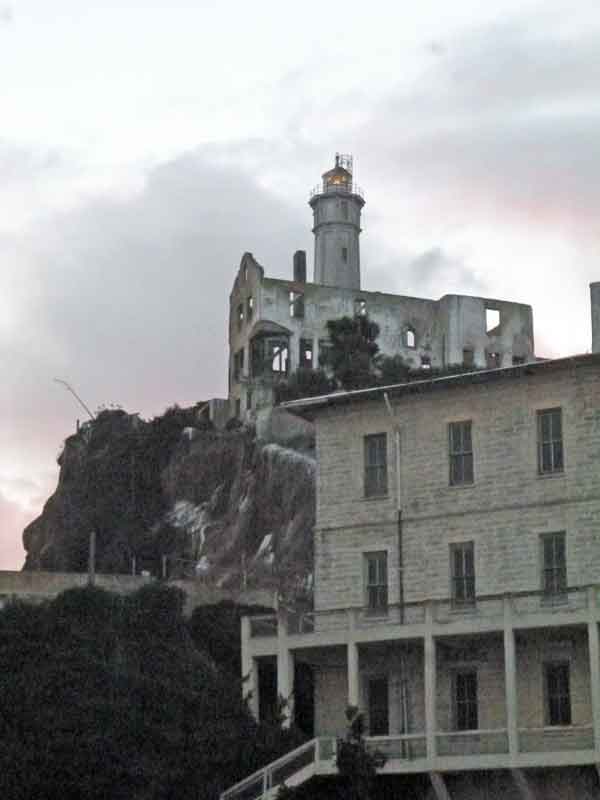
[518,725,594,753]
[436,729,509,756]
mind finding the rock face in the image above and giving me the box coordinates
[23,407,315,598]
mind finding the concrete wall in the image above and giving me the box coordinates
[313,362,600,610]
[0,570,276,615]
[228,255,535,415]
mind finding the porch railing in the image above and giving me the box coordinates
[518,724,594,753]
[436,729,509,756]
[366,733,427,760]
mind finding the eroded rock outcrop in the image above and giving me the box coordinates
[23,407,315,597]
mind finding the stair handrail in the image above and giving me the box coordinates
[220,737,318,800]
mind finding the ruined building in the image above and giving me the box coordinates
[228,155,535,416]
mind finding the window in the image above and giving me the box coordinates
[545,662,571,726]
[247,295,254,321]
[454,671,478,731]
[463,348,474,368]
[537,408,564,474]
[486,351,501,369]
[485,307,500,333]
[237,303,244,331]
[355,298,367,317]
[365,551,388,614]
[512,355,525,365]
[451,542,475,606]
[246,389,253,411]
[364,433,388,497]
[341,246,348,262]
[235,398,241,418]
[270,342,289,374]
[341,200,349,220]
[233,348,245,380]
[318,339,332,368]
[405,328,416,348]
[299,338,313,368]
[289,291,305,319]
[368,677,389,735]
[541,532,567,597]
[421,355,431,370]
[449,421,474,486]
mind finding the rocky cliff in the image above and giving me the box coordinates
[23,407,315,599]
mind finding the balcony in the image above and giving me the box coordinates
[436,729,509,757]
[248,585,596,644]
[519,725,594,753]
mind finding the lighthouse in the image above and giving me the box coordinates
[309,154,365,291]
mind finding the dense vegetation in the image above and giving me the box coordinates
[0,584,303,800]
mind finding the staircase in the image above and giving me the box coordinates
[220,737,337,800]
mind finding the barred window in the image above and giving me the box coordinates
[364,433,388,498]
[537,408,564,474]
[365,551,388,615]
[545,663,571,726]
[454,670,478,731]
[449,421,474,486]
[451,541,475,606]
[541,532,567,597]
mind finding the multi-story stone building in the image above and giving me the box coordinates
[224,310,600,797]
[228,156,535,418]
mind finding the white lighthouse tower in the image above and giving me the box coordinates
[309,154,365,290]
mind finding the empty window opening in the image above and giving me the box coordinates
[299,338,313,368]
[341,246,348,262]
[318,339,332,368]
[364,551,388,615]
[463,348,474,368]
[235,398,241,418]
[246,389,253,411]
[454,671,478,731]
[233,348,245,380]
[355,298,367,317]
[271,343,289,374]
[486,307,500,333]
[247,295,254,321]
[289,291,305,319]
[405,328,416,348]
[545,662,571,726]
[237,303,244,330]
[251,336,289,378]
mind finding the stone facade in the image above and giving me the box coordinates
[237,355,600,799]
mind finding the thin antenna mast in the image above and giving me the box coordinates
[54,379,96,421]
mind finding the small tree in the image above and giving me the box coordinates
[321,316,381,390]
[336,706,385,800]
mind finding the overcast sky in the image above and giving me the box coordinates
[2,0,600,569]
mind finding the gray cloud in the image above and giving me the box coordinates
[359,20,600,236]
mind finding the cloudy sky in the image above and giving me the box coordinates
[2,0,600,569]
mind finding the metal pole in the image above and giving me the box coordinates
[88,530,96,585]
